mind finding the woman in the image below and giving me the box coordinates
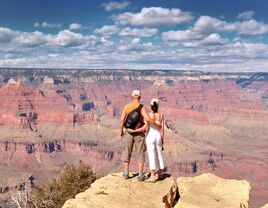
[127,98,165,183]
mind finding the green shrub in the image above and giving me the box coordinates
[29,161,96,208]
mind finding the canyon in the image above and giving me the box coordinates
[0,68,267,207]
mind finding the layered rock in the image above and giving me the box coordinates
[175,173,251,208]
[0,68,267,207]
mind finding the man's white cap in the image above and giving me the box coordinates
[132,90,141,97]
[150,98,159,105]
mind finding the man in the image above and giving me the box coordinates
[120,90,161,181]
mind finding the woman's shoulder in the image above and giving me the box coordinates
[155,111,163,117]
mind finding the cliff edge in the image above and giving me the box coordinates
[62,173,251,208]
[62,173,177,208]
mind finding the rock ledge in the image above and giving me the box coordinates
[62,173,177,208]
[62,173,252,208]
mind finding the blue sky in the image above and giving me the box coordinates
[0,0,268,72]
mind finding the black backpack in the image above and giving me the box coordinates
[123,104,143,130]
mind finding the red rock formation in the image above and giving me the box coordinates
[0,69,267,207]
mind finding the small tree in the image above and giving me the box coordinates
[29,161,96,208]
[1,175,32,208]
[8,187,30,208]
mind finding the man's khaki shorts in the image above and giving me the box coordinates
[122,133,146,163]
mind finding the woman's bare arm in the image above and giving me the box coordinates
[161,114,164,138]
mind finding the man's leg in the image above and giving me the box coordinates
[124,161,130,176]
[122,133,134,179]
[135,135,147,181]
[138,162,144,175]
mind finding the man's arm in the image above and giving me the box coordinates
[141,106,161,129]
[120,107,127,137]
[127,122,148,134]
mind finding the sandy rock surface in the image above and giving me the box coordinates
[175,173,251,208]
[62,173,177,208]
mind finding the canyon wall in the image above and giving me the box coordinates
[0,68,267,207]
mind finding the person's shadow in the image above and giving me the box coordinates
[128,173,139,179]
[146,172,171,181]
[126,172,171,180]
[158,173,171,181]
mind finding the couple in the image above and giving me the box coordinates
[120,90,165,183]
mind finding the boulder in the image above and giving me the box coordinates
[175,173,251,208]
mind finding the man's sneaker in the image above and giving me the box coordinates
[122,172,129,179]
[137,174,149,181]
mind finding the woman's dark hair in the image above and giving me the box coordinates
[151,101,158,113]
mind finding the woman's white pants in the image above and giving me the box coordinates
[146,135,164,171]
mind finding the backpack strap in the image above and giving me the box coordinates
[134,104,144,129]
[137,104,143,113]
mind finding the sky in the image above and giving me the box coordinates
[0,0,268,72]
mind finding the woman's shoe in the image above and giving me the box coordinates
[146,175,158,183]
[157,173,164,180]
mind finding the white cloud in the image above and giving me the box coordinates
[33,22,62,28]
[119,27,158,37]
[1,44,268,72]
[100,37,114,47]
[194,16,233,33]
[237,11,255,20]
[94,25,119,36]
[201,33,226,45]
[163,28,226,47]
[0,27,104,53]
[46,30,85,47]
[14,31,46,47]
[194,16,268,35]
[115,7,193,27]
[0,27,16,42]
[101,1,131,12]
[183,33,226,47]
[162,29,204,42]
[69,23,82,30]
[1,18,268,72]
[235,20,268,35]
[117,37,154,51]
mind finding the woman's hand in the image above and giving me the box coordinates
[155,123,162,129]
[120,129,125,137]
[127,128,135,133]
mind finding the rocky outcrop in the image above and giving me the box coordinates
[62,173,252,208]
[62,173,178,208]
[175,173,251,208]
